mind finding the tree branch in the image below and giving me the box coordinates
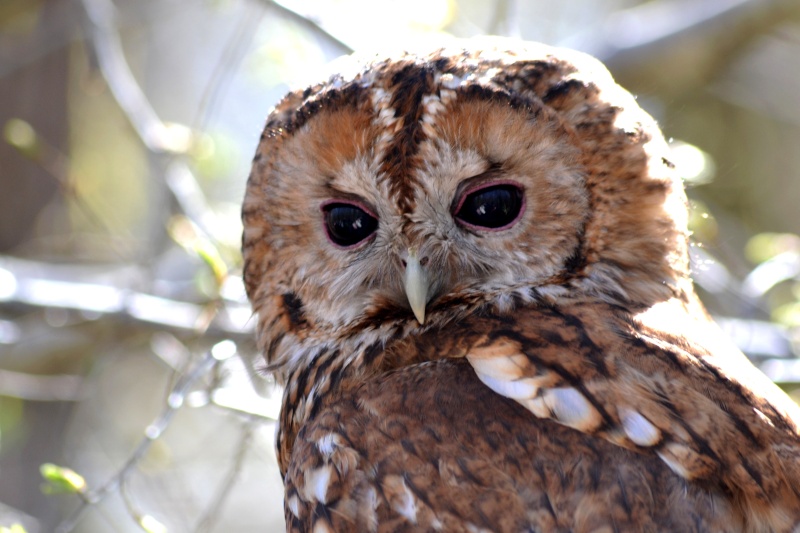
[259,0,353,55]
[565,0,800,96]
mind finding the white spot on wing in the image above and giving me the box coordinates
[316,433,341,457]
[303,466,333,504]
[657,446,691,479]
[521,387,601,432]
[467,351,527,380]
[359,486,379,532]
[465,524,493,533]
[473,371,541,399]
[524,396,550,419]
[546,387,601,431]
[313,519,334,533]
[753,408,774,427]
[394,483,417,523]
[287,495,300,518]
[383,475,417,524]
[619,407,661,447]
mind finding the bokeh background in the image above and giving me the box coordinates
[2,0,800,531]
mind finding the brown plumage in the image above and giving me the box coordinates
[242,39,800,532]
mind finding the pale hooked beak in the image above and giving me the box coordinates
[403,248,429,324]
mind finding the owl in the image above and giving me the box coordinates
[242,39,800,532]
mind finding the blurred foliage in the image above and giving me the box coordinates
[39,464,87,496]
[1,0,800,531]
[0,397,24,450]
[0,525,28,533]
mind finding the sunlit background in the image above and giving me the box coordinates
[2,0,800,531]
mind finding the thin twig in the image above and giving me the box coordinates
[194,419,258,533]
[0,255,253,340]
[55,350,219,533]
[193,3,265,133]
[260,0,353,54]
[80,0,181,153]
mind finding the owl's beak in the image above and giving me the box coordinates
[404,248,429,325]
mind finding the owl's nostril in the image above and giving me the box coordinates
[401,256,429,269]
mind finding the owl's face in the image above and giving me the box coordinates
[258,96,587,325]
[243,41,690,378]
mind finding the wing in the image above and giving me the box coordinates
[463,298,800,531]
[283,358,741,533]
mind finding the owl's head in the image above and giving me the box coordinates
[242,40,690,379]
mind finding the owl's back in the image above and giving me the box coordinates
[285,358,740,533]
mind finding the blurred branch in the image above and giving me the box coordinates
[195,419,257,533]
[80,0,353,149]
[0,369,83,402]
[0,256,253,341]
[80,0,190,154]
[566,0,800,96]
[260,0,354,54]
[594,0,756,54]
[194,3,265,132]
[50,340,274,532]
[79,0,226,246]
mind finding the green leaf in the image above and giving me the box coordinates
[40,463,87,494]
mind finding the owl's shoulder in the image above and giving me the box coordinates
[284,358,739,532]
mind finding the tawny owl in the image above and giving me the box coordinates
[242,39,800,532]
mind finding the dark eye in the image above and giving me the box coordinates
[454,183,525,230]
[322,202,378,248]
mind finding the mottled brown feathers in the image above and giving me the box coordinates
[286,360,742,532]
[242,39,800,532]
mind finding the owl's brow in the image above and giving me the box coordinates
[374,62,436,214]
[268,56,556,221]
[263,81,367,137]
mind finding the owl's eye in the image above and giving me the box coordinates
[454,183,525,230]
[322,201,378,248]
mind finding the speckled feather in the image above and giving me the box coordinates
[242,39,800,532]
